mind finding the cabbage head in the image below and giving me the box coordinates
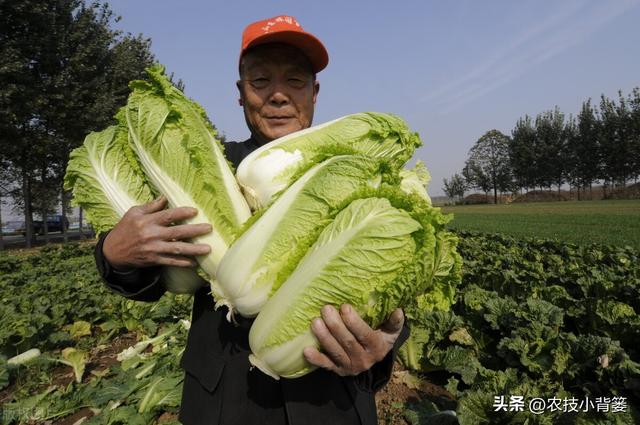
[248,190,460,379]
[124,66,251,280]
[64,121,205,294]
[236,112,422,210]
[212,155,395,318]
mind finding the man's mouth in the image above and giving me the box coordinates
[265,116,294,124]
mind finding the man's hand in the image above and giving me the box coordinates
[303,304,404,376]
[103,197,212,271]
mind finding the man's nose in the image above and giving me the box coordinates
[268,81,291,106]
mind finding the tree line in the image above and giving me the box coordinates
[444,88,640,204]
[0,0,156,248]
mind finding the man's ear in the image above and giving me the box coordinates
[236,80,244,106]
[313,80,320,104]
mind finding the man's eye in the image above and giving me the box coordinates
[250,78,270,89]
[288,78,307,89]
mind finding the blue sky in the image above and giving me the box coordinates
[100,0,640,195]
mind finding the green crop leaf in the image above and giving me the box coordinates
[392,370,423,390]
[60,347,88,383]
[137,374,183,413]
[403,399,458,425]
[399,310,466,372]
[64,124,154,235]
[0,386,56,423]
[0,356,9,390]
[596,300,637,325]
[449,328,474,346]
[66,321,92,339]
[399,160,432,204]
[99,405,153,425]
[398,328,430,372]
[427,346,481,384]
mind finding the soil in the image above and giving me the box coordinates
[84,332,139,377]
[156,412,179,423]
[376,362,456,425]
[54,407,95,425]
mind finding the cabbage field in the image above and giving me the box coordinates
[1,231,638,424]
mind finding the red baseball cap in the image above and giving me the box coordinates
[240,15,329,73]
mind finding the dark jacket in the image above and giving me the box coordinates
[94,138,409,425]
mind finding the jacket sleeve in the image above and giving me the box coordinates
[352,321,410,393]
[94,231,166,302]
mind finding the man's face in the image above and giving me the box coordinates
[237,43,320,143]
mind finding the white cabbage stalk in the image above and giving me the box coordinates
[65,124,204,294]
[125,66,251,280]
[249,197,427,379]
[212,155,387,318]
[7,348,42,368]
[236,112,422,210]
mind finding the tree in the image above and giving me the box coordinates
[616,91,636,185]
[43,3,155,242]
[0,161,13,250]
[443,174,466,203]
[462,161,490,196]
[599,93,634,189]
[510,115,537,192]
[0,0,155,246]
[568,99,601,198]
[629,87,640,183]
[563,115,580,196]
[534,107,567,191]
[0,1,54,245]
[464,129,512,204]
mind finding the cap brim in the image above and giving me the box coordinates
[245,30,329,73]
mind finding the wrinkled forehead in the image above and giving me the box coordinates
[239,43,314,77]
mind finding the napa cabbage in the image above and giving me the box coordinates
[248,190,458,379]
[236,112,422,210]
[64,122,205,294]
[64,123,153,235]
[124,66,251,280]
[212,155,394,318]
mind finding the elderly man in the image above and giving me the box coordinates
[96,15,407,425]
